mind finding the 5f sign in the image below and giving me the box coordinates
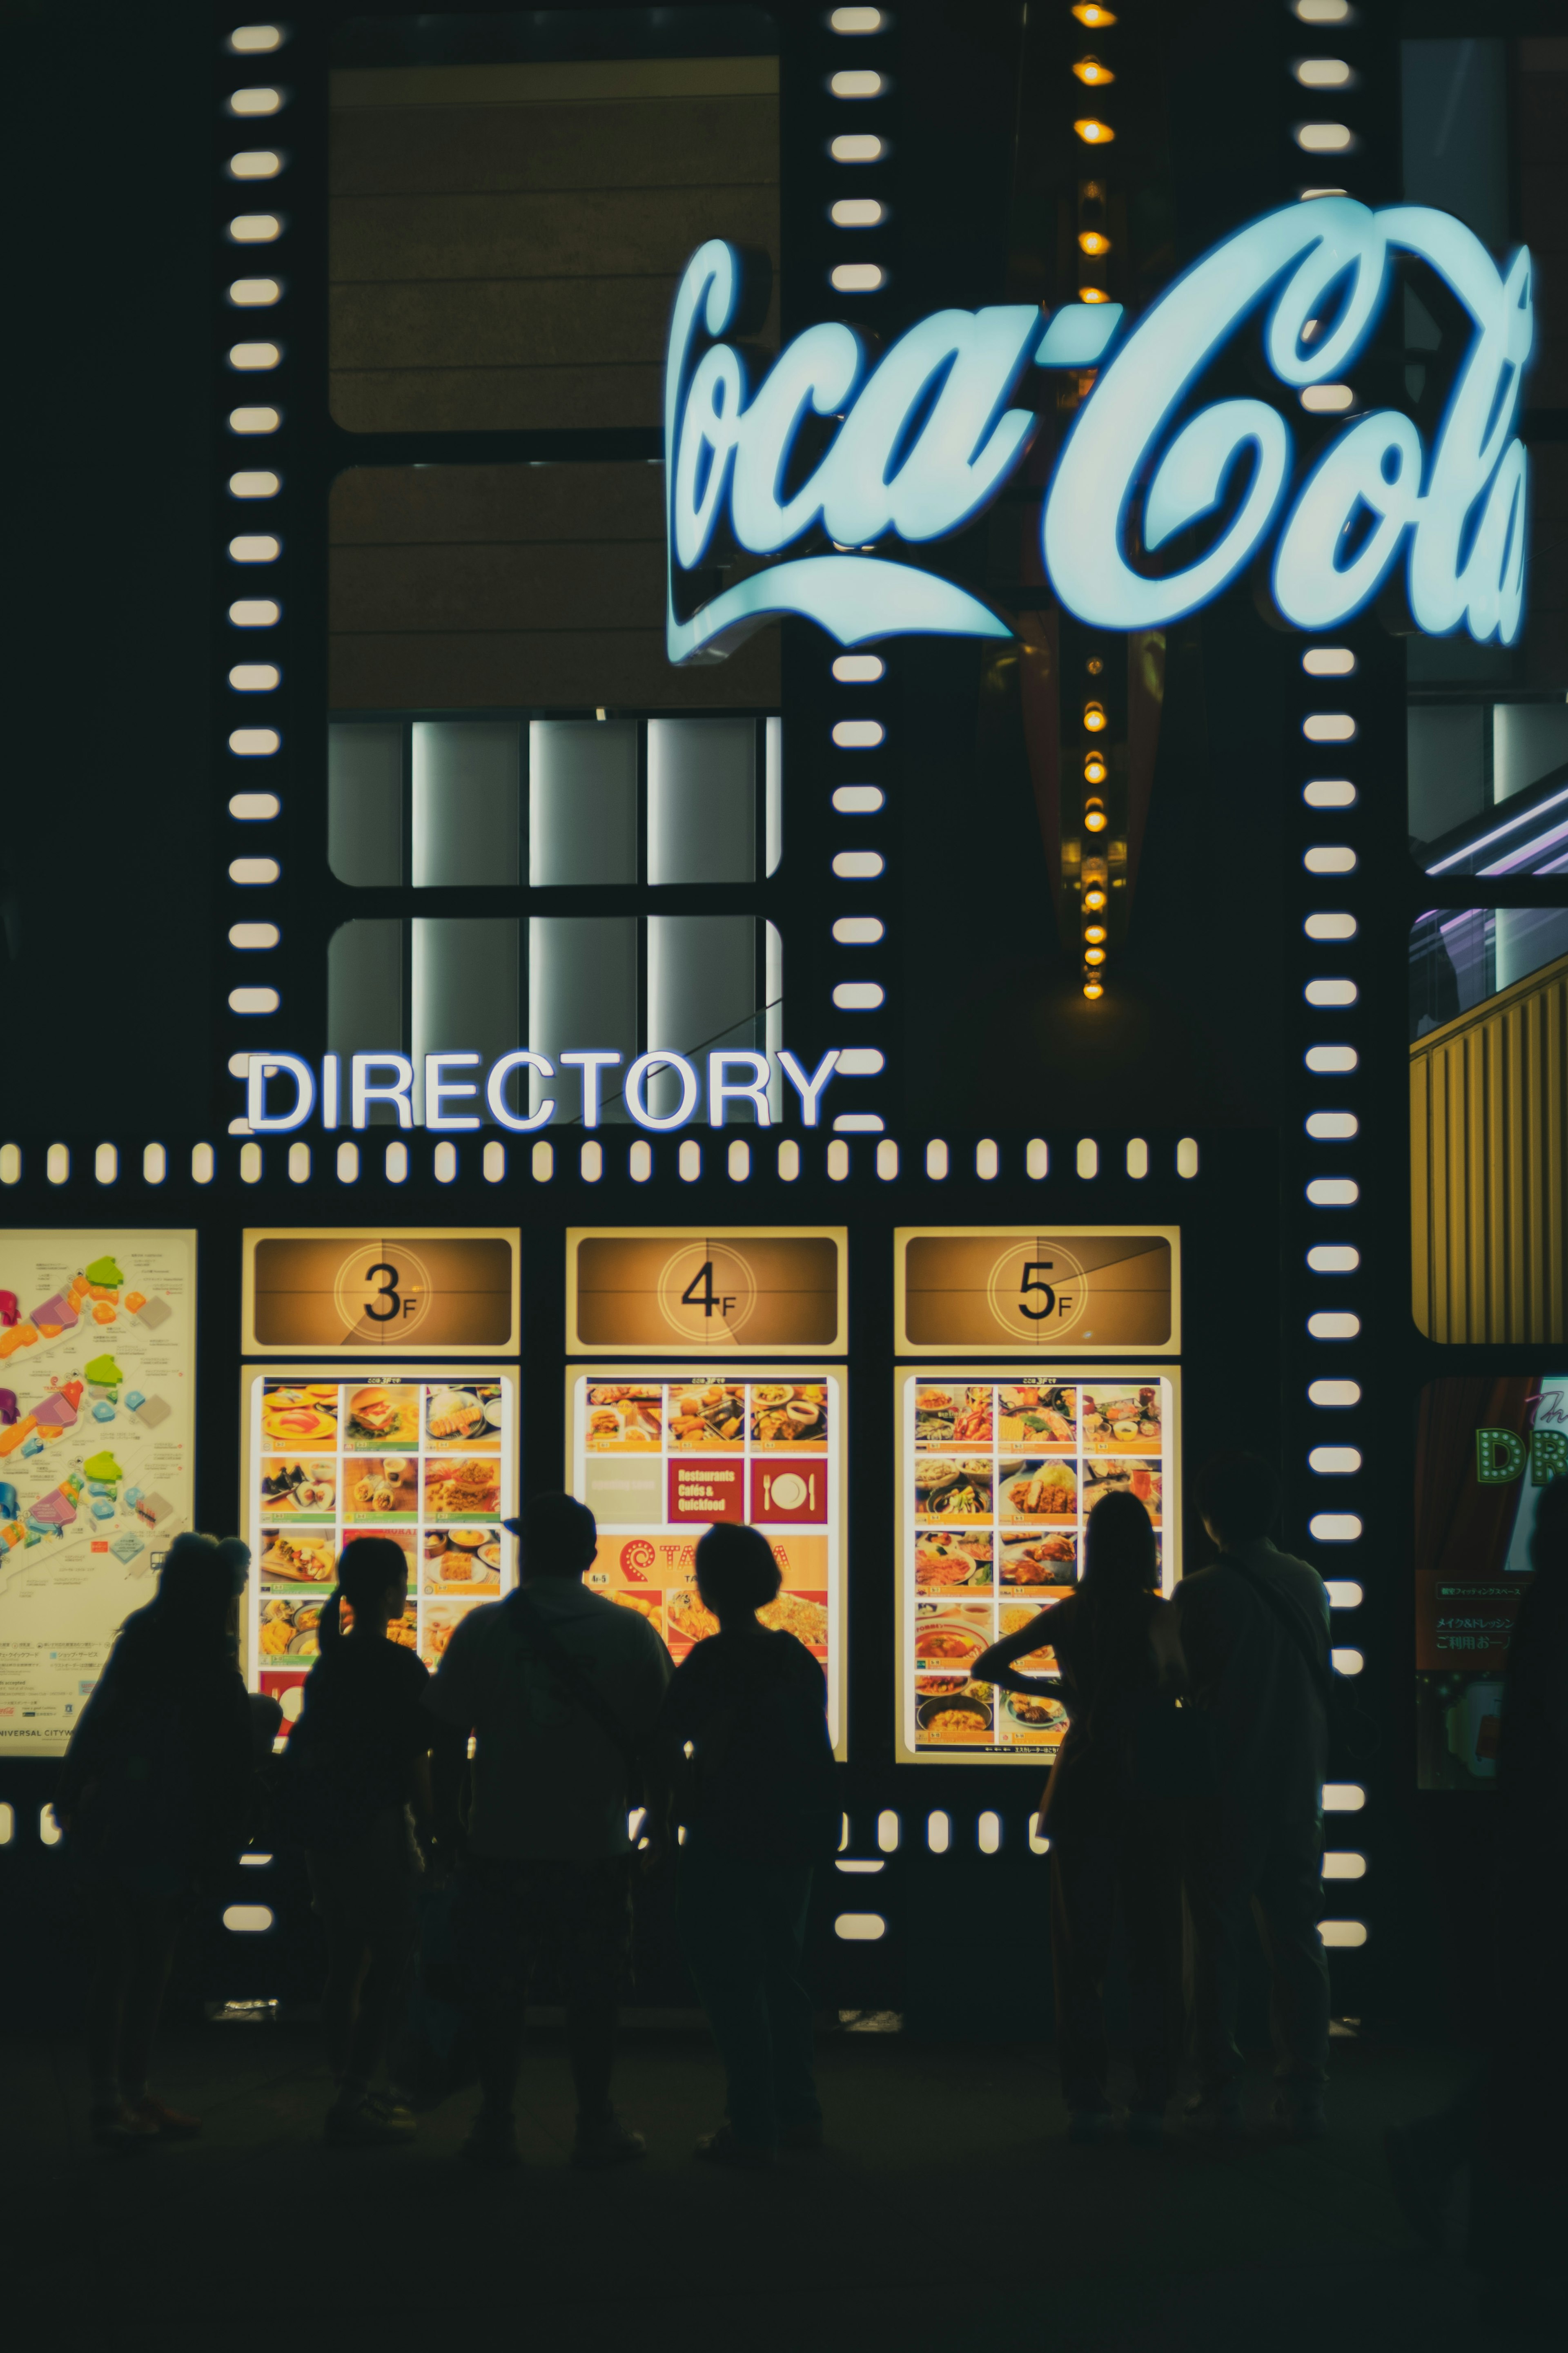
[667,199,1531,661]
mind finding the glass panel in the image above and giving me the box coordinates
[1401,40,1508,247]
[1410,910,1488,1038]
[529,719,638,884]
[328,722,403,885]
[648,718,756,883]
[328,919,403,1122]
[412,720,520,887]
[1408,706,1484,851]
[765,715,783,877]
[529,916,639,1124]
[647,914,758,1118]
[1494,703,1568,802]
[412,917,520,1122]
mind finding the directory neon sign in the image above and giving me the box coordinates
[245,1050,844,1135]
[666,198,1531,658]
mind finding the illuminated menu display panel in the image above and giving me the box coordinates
[240,1366,517,1732]
[0,1231,195,1753]
[896,1366,1180,1764]
[568,1367,845,1756]
[896,1228,1178,1354]
[243,1230,519,1354]
[568,1230,845,1355]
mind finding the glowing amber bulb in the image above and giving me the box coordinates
[1074,118,1115,145]
[1086,656,1104,675]
[1082,977,1105,999]
[1072,3,1118,24]
[1078,230,1111,256]
[1084,798,1109,832]
[1084,923,1108,945]
[1084,945,1107,966]
[1079,286,1110,304]
[1084,752,1107,785]
[1083,701,1107,732]
[1073,56,1114,85]
[1084,886,1108,912]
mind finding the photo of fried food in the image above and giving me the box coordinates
[758,1591,828,1648]
[424,1458,503,1520]
[666,1385,747,1449]
[1001,1461,1078,1521]
[667,1588,720,1644]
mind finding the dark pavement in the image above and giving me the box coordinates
[1,2016,1554,2353]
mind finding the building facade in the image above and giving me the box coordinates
[3,0,1567,2033]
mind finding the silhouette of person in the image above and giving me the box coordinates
[55,1532,253,2147]
[283,1533,432,2147]
[657,1523,837,2167]
[976,1489,1183,2139]
[1175,1451,1332,2138]
[426,1493,671,2170]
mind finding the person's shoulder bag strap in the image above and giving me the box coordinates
[1216,1551,1332,1708]
[508,1588,642,1787]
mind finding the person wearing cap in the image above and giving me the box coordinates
[425,1491,672,2170]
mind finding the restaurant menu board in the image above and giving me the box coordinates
[568,1230,846,1354]
[243,1229,519,1354]
[568,1368,845,1755]
[0,1232,195,1752]
[896,1367,1180,1764]
[240,1367,517,1733]
[896,1229,1179,1354]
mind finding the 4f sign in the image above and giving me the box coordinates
[666,199,1531,662]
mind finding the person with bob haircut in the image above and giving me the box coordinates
[656,1521,838,2169]
[976,1488,1183,2141]
[1175,1450,1332,2140]
[280,1532,433,2146]
[56,1530,254,2148]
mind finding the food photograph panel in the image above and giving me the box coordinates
[568,1367,846,1757]
[241,1367,518,1714]
[896,1367,1180,1763]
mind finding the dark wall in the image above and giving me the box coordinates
[4,1,216,1135]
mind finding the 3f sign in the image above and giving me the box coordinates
[666,198,1531,660]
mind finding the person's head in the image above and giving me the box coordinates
[320,1534,409,1647]
[695,1522,781,1630]
[1529,1476,1568,1576]
[512,1492,598,1582]
[1196,1451,1281,1547]
[1080,1489,1158,1612]
[138,1531,234,1655]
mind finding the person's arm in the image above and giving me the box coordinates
[634,1635,682,1867]
[973,1616,1065,1696]
[423,1622,482,1852]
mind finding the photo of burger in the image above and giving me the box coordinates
[345,1383,419,1450]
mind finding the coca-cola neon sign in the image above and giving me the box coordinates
[666,198,1531,660]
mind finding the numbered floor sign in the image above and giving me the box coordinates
[567,1229,846,1356]
[243,1230,519,1355]
[895,1229,1179,1356]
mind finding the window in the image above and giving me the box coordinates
[327,713,783,1124]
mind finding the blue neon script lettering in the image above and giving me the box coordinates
[666,201,1531,655]
[665,240,1058,660]
[1046,198,1531,642]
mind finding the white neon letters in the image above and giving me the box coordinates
[668,199,1533,655]
[250,1049,843,1135]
